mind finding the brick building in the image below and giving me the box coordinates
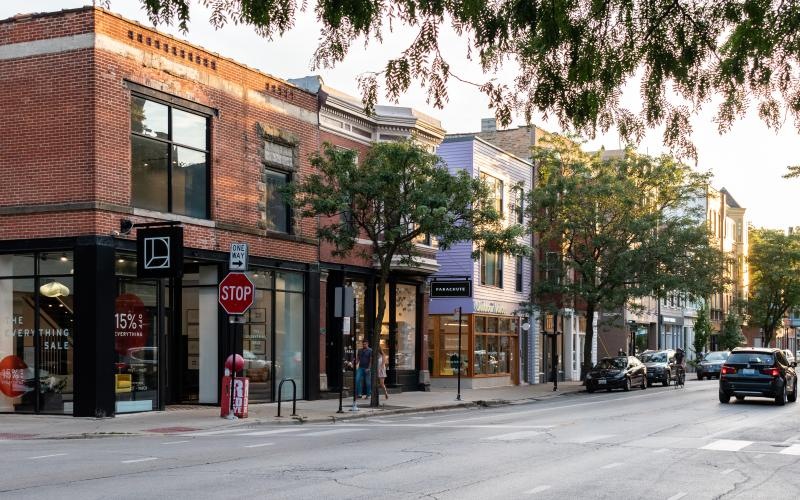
[289,76,445,394]
[0,7,321,416]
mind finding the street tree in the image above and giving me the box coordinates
[719,311,745,351]
[693,301,712,358]
[526,139,726,377]
[288,141,526,406]
[140,0,800,158]
[747,228,800,346]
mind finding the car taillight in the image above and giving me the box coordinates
[721,365,737,375]
[761,367,780,377]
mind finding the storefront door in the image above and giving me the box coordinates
[114,279,161,413]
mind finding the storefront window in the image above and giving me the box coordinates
[438,315,468,376]
[1,253,74,414]
[395,284,417,370]
[243,272,273,403]
[276,273,304,399]
[473,315,517,376]
[114,281,159,413]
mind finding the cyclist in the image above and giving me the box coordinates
[674,347,686,387]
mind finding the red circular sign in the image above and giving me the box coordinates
[219,272,255,315]
[114,293,149,356]
[0,355,28,398]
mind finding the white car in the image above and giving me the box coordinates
[783,349,796,365]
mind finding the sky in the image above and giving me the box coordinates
[3,1,798,230]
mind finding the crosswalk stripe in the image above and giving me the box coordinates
[667,492,687,500]
[121,457,158,464]
[484,431,542,441]
[525,485,551,495]
[779,444,800,456]
[701,439,752,452]
[601,462,623,469]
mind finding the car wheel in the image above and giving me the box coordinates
[719,390,730,404]
[587,386,595,394]
[623,377,631,392]
[646,380,652,387]
[735,395,745,401]
[697,374,704,381]
[606,388,611,392]
[775,382,787,406]
[789,379,798,403]
[640,376,647,390]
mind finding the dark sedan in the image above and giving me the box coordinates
[697,351,730,380]
[719,348,798,405]
[586,356,647,393]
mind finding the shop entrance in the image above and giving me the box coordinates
[114,279,161,413]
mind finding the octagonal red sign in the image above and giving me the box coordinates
[218,272,255,315]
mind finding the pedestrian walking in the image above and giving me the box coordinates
[355,339,372,399]
[377,346,389,400]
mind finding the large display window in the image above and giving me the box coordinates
[429,313,518,380]
[0,253,74,414]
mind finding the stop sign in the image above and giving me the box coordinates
[218,272,255,315]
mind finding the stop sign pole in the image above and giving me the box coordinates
[219,272,254,419]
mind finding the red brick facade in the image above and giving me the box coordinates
[0,7,319,264]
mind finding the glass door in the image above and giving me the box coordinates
[114,279,160,413]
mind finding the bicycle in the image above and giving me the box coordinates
[673,365,685,389]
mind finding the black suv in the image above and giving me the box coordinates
[719,348,798,405]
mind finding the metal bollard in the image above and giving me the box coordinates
[277,378,297,417]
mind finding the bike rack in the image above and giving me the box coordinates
[277,378,297,417]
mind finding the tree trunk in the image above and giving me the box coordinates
[581,302,596,381]
[370,268,389,408]
[764,324,776,347]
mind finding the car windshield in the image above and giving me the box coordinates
[704,352,727,361]
[596,358,626,370]
[641,352,667,363]
[727,353,774,365]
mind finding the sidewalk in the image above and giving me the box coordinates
[0,382,584,440]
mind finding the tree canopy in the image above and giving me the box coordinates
[287,140,525,405]
[747,228,800,346]
[692,301,712,357]
[141,0,800,158]
[526,139,726,375]
[719,310,745,351]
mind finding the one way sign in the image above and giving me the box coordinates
[229,243,249,271]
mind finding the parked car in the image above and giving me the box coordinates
[719,347,798,405]
[697,351,730,380]
[586,356,647,393]
[639,350,677,386]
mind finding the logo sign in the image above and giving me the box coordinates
[114,293,149,356]
[219,272,255,315]
[229,242,249,271]
[137,226,183,278]
[430,280,472,298]
[0,355,28,398]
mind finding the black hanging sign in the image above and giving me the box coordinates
[136,226,184,278]
[430,280,472,298]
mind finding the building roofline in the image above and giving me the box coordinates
[442,134,532,166]
[1,6,317,100]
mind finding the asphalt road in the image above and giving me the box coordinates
[1,379,799,499]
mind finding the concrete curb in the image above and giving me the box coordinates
[24,387,586,440]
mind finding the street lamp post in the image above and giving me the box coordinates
[542,311,561,392]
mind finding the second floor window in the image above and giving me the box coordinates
[515,255,524,292]
[264,169,290,233]
[480,172,504,216]
[481,251,503,288]
[131,95,209,218]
